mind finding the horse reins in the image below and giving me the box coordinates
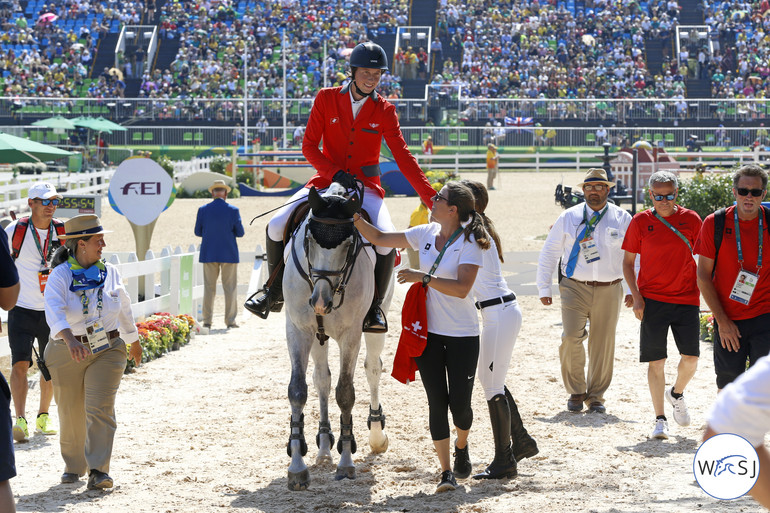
[290,214,370,345]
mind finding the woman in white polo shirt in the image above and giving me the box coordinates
[354,181,487,493]
[461,180,538,481]
[44,215,142,491]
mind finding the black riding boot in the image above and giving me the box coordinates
[473,394,517,480]
[244,233,285,319]
[505,386,539,461]
[362,250,395,333]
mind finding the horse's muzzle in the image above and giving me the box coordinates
[310,294,333,315]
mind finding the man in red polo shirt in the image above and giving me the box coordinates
[245,42,435,333]
[623,171,702,440]
[695,164,770,390]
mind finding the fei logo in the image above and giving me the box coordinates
[693,433,759,500]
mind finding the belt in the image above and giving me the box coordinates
[476,293,516,310]
[569,278,623,287]
[74,329,120,345]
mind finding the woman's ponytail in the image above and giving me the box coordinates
[464,210,490,251]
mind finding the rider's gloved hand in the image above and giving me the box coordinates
[333,170,357,190]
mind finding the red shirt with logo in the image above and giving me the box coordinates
[694,206,770,320]
[622,206,702,305]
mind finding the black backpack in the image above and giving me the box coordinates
[712,205,770,275]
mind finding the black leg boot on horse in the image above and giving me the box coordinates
[362,249,395,333]
[245,231,285,319]
[473,394,518,480]
[505,386,539,461]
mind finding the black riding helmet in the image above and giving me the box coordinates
[349,42,389,70]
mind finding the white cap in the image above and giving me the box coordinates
[27,182,62,200]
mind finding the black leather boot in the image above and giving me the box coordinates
[244,233,285,319]
[473,394,517,479]
[362,250,395,333]
[505,386,539,461]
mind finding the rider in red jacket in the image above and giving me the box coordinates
[246,42,435,333]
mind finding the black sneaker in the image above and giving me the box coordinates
[453,444,472,479]
[436,470,457,492]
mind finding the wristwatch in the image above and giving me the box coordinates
[422,274,432,286]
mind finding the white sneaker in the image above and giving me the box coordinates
[665,386,691,426]
[651,418,669,440]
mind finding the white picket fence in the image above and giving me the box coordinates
[0,244,264,358]
[0,168,114,218]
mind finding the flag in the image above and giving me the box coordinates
[504,116,534,133]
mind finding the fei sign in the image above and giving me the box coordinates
[108,158,174,226]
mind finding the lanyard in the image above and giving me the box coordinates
[581,205,608,241]
[79,288,104,317]
[429,227,464,276]
[652,208,692,253]
[734,208,763,270]
[31,222,53,266]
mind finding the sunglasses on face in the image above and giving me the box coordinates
[36,198,60,206]
[736,188,765,197]
[652,193,676,201]
[583,184,607,191]
[432,193,448,203]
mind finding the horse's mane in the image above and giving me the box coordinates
[308,184,356,249]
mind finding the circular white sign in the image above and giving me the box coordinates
[693,433,760,501]
[108,158,173,226]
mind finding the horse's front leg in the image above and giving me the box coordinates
[335,336,362,480]
[287,328,313,491]
[311,338,333,464]
[364,331,389,453]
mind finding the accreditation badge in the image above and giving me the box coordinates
[580,237,601,263]
[729,270,759,305]
[38,267,51,294]
[85,319,111,354]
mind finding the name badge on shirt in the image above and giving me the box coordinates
[729,270,759,305]
[580,237,601,263]
[85,319,111,354]
[38,267,50,294]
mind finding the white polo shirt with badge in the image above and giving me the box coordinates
[5,220,59,311]
[405,222,484,338]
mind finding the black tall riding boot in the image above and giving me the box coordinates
[362,249,395,333]
[244,232,285,319]
[473,394,517,480]
[505,386,539,461]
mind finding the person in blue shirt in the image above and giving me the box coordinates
[194,180,244,329]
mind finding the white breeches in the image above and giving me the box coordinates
[478,300,523,401]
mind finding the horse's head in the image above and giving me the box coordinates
[304,186,361,315]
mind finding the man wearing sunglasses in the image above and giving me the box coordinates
[622,171,702,440]
[4,182,64,442]
[695,164,770,390]
[537,168,632,414]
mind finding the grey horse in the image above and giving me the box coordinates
[284,184,393,491]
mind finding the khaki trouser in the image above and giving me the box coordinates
[203,262,238,326]
[558,278,623,406]
[44,339,127,475]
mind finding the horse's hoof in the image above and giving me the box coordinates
[335,466,356,480]
[369,433,389,454]
[316,449,334,465]
[287,469,311,491]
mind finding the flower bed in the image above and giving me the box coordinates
[127,313,195,371]
[699,312,715,343]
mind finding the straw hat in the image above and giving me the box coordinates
[208,179,232,194]
[577,168,615,188]
[58,214,112,239]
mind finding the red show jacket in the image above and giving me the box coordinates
[302,83,435,208]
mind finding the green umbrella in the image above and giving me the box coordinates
[0,132,75,163]
[71,116,111,134]
[31,116,76,130]
[93,117,126,132]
